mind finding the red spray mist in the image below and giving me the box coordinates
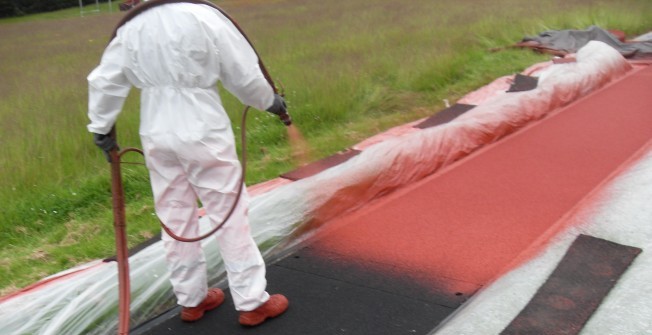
[286,124,312,166]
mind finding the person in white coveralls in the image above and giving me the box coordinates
[86,1,289,326]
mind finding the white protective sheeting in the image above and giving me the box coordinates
[0,41,633,334]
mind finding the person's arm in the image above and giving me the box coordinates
[87,36,132,135]
[210,11,275,111]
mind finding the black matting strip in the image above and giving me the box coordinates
[506,73,539,92]
[278,247,480,308]
[414,104,476,129]
[132,258,456,335]
[280,149,361,181]
[104,232,162,262]
[501,234,641,335]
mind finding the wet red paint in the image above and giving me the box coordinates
[310,65,652,286]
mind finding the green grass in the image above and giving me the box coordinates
[1,0,651,295]
[0,2,119,23]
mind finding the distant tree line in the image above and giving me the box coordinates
[0,0,109,18]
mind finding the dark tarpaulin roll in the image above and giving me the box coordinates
[518,26,652,59]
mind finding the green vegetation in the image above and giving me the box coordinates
[0,1,116,22]
[1,0,651,295]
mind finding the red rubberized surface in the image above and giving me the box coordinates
[311,65,652,287]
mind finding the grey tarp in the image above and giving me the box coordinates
[519,26,652,59]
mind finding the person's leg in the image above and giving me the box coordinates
[192,159,288,326]
[199,186,270,311]
[143,137,208,308]
[188,151,269,311]
[179,133,287,324]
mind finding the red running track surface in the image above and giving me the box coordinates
[311,64,652,288]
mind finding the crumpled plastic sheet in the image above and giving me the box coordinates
[0,41,632,335]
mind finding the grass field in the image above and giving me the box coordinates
[1,0,651,295]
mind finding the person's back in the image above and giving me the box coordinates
[119,4,220,89]
[110,3,271,140]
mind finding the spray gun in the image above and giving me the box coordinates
[279,112,292,126]
[267,93,292,126]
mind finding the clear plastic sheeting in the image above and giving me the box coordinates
[0,41,633,335]
[0,243,176,334]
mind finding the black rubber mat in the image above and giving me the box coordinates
[280,247,480,308]
[414,104,476,129]
[280,149,361,181]
[104,232,162,262]
[501,234,641,335]
[132,245,480,335]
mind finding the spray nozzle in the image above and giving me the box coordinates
[279,112,292,126]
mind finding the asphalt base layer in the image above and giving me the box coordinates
[133,247,474,335]
[133,64,652,335]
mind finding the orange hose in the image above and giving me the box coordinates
[109,133,131,335]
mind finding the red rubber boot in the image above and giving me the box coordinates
[180,288,225,322]
[238,294,289,326]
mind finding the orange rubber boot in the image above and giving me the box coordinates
[239,294,289,326]
[180,288,225,322]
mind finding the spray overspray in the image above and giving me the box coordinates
[286,124,312,166]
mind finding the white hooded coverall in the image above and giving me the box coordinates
[86,3,274,311]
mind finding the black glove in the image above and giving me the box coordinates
[93,133,118,162]
[266,94,292,126]
[266,94,287,115]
